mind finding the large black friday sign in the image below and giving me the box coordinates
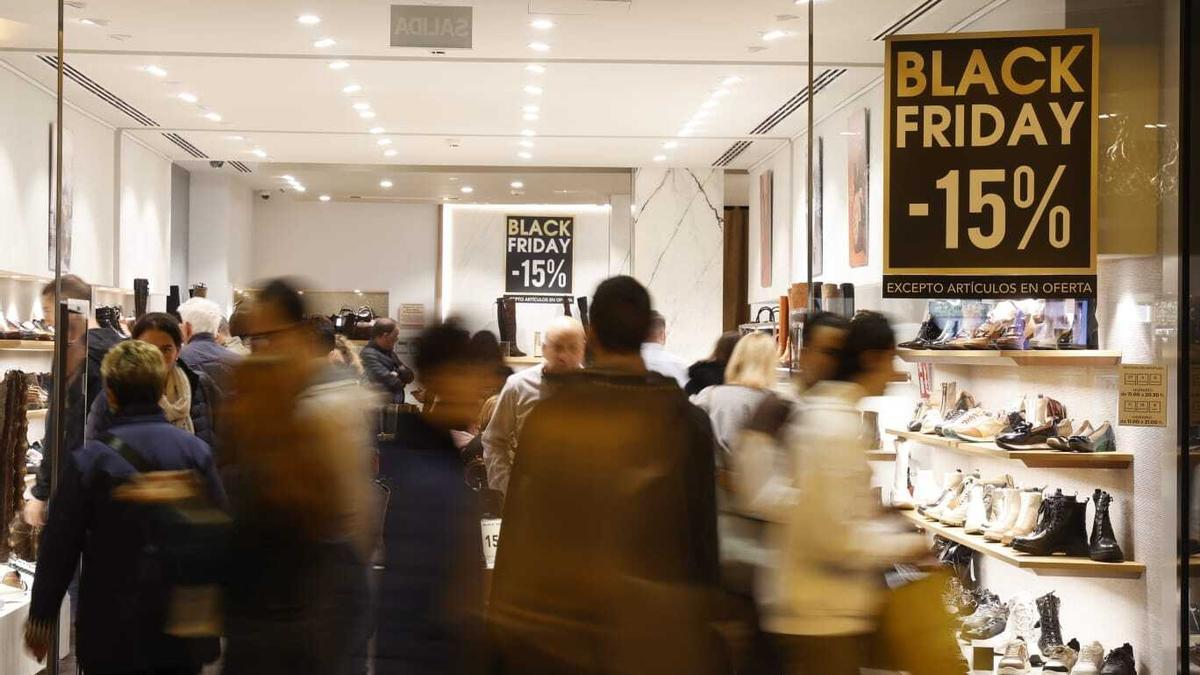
[505,214,574,295]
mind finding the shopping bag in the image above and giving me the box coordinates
[875,569,966,675]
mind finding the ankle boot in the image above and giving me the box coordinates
[561,297,573,317]
[840,283,855,316]
[891,438,914,509]
[1035,591,1064,654]
[167,285,182,318]
[496,297,527,357]
[577,297,590,330]
[963,484,993,533]
[1013,493,1090,557]
[984,487,1021,541]
[134,278,149,319]
[1002,490,1044,545]
[1089,490,1125,562]
[777,294,790,360]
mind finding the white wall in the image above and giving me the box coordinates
[119,138,173,292]
[251,199,439,323]
[189,173,254,312]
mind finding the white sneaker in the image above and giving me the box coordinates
[1044,641,1079,672]
[996,637,1031,674]
[1070,641,1105,674]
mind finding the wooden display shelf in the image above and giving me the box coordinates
[900,510,1145,578]
[27,409,47,421]
[0,340,54,352]
[505,356,542,366]
[897,348,1121,367]
[888,429,1134,469]
[865,449,897,460]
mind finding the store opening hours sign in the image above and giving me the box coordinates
[883,29,1098,299]
[506,215,574,295]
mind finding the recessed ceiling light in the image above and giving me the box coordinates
[722,76,743,86]
[319,194,331,202]
[380,179,393,188]
[519,140,534,148]
[313,37,336,48]
[523,113,540,121]
[525,64,546,74]
[377,138,392,146]
[293,185,307,192]
[328,61,349,70]
[712,88,730,98]
[368,126,385,134]
[528,42,551,52]
[144,65,167,77]
[342,84,362,94]
[359,110,376,119]
[297,14,321,25]
[251,149,267,158]
[461,186,474,194]
[521,129,537,137]
[531,18,554,30]
[524,85,543,95]
[517,151,533,160]
[523,105,540,113]
[762,30,791,41]
[177,92,198,103]
[383,149,398,157]
[281,175,295,181]
[662,141,679,149]
[352,102,371,111]
[510,181,524,189]
[692,109,711,119]
[448,177,460,181]
[653,154,667,162]
[678,128,693,137]
[226,135,245,141]
[78,17,106,26]
[203,112,222,122]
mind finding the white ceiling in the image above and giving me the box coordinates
[0,0,1059,171]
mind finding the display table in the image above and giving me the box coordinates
[0,563,71,675]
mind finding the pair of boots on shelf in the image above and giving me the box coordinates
[1009,489,1126,563]
[900,299,1099,351]
[495,296,589,357]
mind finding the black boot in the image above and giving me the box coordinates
[1013,492,1090,557]
[840,283,855,316]
[561,297,572,317]
[577,297,589,330]
[496,297,526,357]
[133,278,149,318]
[1099,643,1136,674]
[167,285,181,319]
[1035,591,1063,654]
[1089,489,1125,562]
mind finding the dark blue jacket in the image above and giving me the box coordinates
[84,360,218,449]
[29,407,227,674]
[180,332,241,396]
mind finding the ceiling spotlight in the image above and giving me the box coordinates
[653,154,667,162]
[313,37,336,48]
[226,135,245,141]
[524,85,543,95]
[521,129,537,137]
[342,84,362,94]
[319,194,331,202]
[525,64,546,74]
[662,141,679,149]
[352,102,371,111]
[380,179,394,188]
[328,60,349,70]
[144,65,167,77]
[359,110,376,119]
[722,75,743,86]
[523,104,540,113]
[523,113,540,121]
[517,151,533,160]
[383,149,398,157]
[528,42,551,52]
[297,14,321,25]
[510,181,524,189]
[203,112,223,122]
[461,186,474,194]
[177,92,198,103]
[251,149,268,158]
[281,175,295,181]
[762,30,791,41]
[531,18,555,30]
[368,127,385,134]
[293,185,307,192]
[519,140,534,148]
[377,138,392,146]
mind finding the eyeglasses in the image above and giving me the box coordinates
[246,322,301,345]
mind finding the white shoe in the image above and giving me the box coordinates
[891,439,915,509]
[964,484,994,533]
[932,477,976,524]
[1044,641,1079,673]
[983,488,1021,541]
[1070,641,1105,674]
[1001,490,1044,545]
[996,637,1031,674]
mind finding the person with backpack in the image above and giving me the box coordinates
[24,340,227,675]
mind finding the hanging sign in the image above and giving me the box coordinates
[481,518,501,569]
[390,5,473,49]
[505,215,574,295]
[883,29,1099,299]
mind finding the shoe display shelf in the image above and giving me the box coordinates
[26,409,46,421]
[865,448,897,460]
[900,510,1145,578]
[0,340,54,352]
[897,348,1122,368]
[887,429,1134,469]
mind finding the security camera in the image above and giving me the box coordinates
[209,160,225,169]
[446,138,462,149]
[259,191,271,201]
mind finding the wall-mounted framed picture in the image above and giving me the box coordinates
[759,170,773,287]
[847,108,869,269]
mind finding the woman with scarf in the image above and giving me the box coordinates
[85,312,218,447]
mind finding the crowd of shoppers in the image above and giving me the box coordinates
[22,273,937,675]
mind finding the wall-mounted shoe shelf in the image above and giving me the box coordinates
[900,510,1145,578]
[887,430,1134,469]
[0,340,54,352]
[897,348,1122,368]
[865,449,897,460]
[27,409,47,421]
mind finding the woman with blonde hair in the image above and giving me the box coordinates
[690,332,779,461]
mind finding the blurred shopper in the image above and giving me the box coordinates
[334,334,365,377]
[690,333,778,465]
[84,313,218,449]
[221,279,377,675]
[470,330,514,397]
[223,308,253,356]
[765,311,925,675]
[24,340,226,675]
[482,316,585,496]
[374,320,487,675]
[640,310,689,388]
[489,276,724,675]
[685,331,741,396]
[310,315,360,382]
[25,275,124,527]
[361,318,416,404]
[178,296,243,394]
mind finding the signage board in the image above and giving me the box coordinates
[481,518,501,570]
[883,29,1099,299]
[390,4,473,49]
[397,303,426,329]
[505,215,574,295]
[1119,364,1167,427]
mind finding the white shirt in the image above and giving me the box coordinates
[482,363,548,494]
[640,342,689,389]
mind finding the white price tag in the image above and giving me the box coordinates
[481,518,502,570]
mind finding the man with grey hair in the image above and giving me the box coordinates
[179,296,242,394]
[483,315,585,496]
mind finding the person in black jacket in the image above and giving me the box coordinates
[360,318,415,403]
[24,339,227,675]
[685,331,742,396]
